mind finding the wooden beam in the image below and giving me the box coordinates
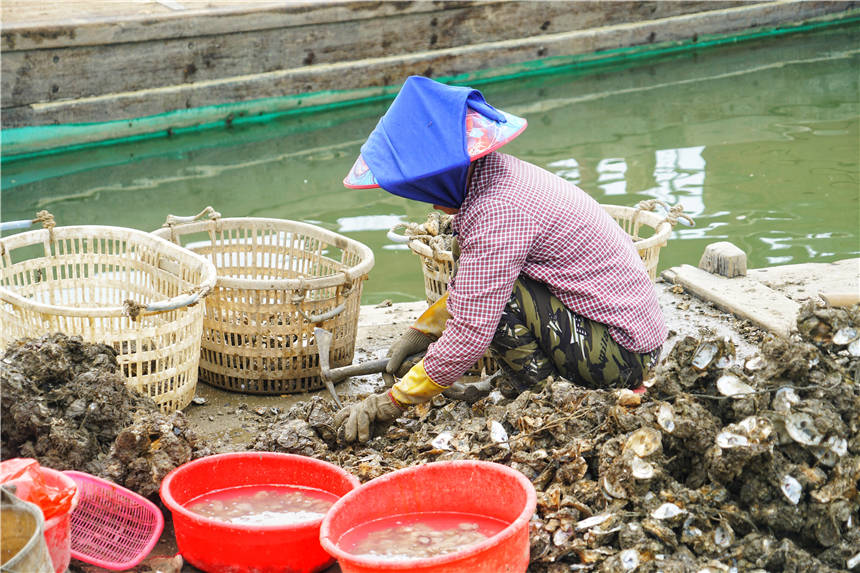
[661,264,800,338]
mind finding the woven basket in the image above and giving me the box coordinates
[152,208,375,395]
[0,217,217,412]
[391,201,693,376]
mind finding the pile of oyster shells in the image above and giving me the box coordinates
[253,301,859,572]
[393,211,456,258]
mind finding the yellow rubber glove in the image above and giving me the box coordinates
[412,292,450,338]
[389,358,448,408]
[385,293,451,377]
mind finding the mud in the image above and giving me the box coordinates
[2,297,859,572]
[0,333,207,498]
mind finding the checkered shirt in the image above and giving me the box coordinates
[423,152,668,386]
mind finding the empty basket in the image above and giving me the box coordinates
[0,216,217,412]
[152,207,375,395]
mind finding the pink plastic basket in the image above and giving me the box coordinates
[63,471,164,570]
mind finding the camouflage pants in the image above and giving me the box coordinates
[489,275,660,392]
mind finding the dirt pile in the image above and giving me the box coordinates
[0,333,207,497]
[251,301,860,572]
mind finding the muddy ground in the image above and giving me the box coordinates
[2,280,858,573]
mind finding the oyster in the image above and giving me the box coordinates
[743,354,767,372]
[624,427,662,458]
[772,387,800,414]
[576,513,613,531]
[785,412,823,446]
[713,523,734,548]
[630,456,655,480]
[780,475,802,505]
[832,327,858,345]
[716,374,755,398]
[652,502,685,520]
[431,431,453,450]
[691,341,720,370]
[656,403,675,433]
[716,431,749,449]
[619,549,639,571]
[489,420,509,448]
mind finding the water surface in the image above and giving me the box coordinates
[3,25,858,304]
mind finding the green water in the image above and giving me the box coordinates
[2,26,858,304]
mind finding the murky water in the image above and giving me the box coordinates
[337,511,507,560]
[185,484,337,525]
[2,26,857,304]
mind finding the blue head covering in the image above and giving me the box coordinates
[360,76,507,209]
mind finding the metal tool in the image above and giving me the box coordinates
[315,327,391,408]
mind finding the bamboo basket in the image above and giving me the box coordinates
[0,216,217,412]
[391,201,693,375]
[152,208,375,395]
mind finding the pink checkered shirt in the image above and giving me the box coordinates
[423,152,667,386]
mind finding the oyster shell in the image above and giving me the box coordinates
[716,431,749,449]
[652,502,686,520]
[656,403,675,433]
[576,513,613,531]
[743,354,767,372]
[716,374,755,398]
[713,523,734,548]
[619,549,639,571]
[780,474,802,505]
[773,387,800,414]
[602,475,627,499]
[488,420,509,448]
[630,456,655,480]
[691,341,719,370]
[625,427,662,458]
[431,431,453,450]
[832,327,858,345]
[785,412,823,446]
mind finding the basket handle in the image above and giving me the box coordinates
[387,224,410,244]
[123,285,212,319]
[0,210,56,233]
[661,204,695,228]
[297,302,346,324]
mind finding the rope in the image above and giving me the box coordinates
[33,211,56,230]
[123,299,146,320]
[34,210,56,244]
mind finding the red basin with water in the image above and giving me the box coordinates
[160,452,360,573]
[320,460,536,573]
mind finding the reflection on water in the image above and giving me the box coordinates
[2,26,858,303]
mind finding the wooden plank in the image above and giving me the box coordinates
[1,1,758,108]
[4,0,854,132]
[661,264,800,338]
[747,259,860,304]
[0,1,749,51]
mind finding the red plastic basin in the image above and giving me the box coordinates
[320,460,537,573]
[160,452,360,573]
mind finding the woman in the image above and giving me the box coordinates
[335,76,665,443]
